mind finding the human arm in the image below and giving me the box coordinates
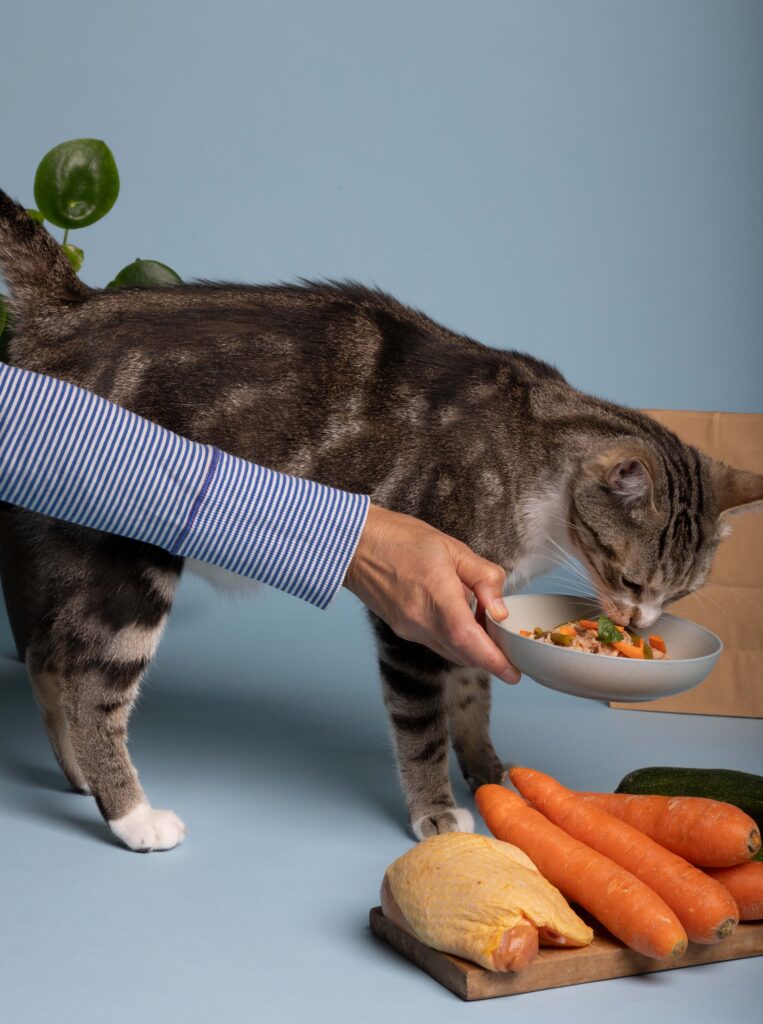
[0,361,367,608]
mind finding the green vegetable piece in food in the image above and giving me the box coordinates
[597,615,624,645]
[643,641,653,660]
[533,627,546,638]
[26,209,45,224]
[107,259,182,289]
[62,244,84,272]
[550,631,573,647]
[34,139,119,229]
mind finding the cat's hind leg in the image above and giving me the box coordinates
[446,668,504,792]
[28,529,186,851]
[27,656,90,794]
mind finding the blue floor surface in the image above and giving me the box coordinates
[1,577,761,1023]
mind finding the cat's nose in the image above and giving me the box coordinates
[633,604,662,628]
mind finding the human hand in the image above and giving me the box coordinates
[343,504,520,684]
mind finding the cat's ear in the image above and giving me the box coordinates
[585,447,655,507]
[710,461,763,518]
[606,457,654,505]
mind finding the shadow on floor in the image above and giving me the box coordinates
[0,657,409,843]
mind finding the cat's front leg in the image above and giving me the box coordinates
[446,667,504,791]
[372,614,474,838]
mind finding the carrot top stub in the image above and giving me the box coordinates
[475,784,688,961]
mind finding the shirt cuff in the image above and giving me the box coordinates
[172,447,370,609]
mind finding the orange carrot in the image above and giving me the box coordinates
[704,862,763,920]
[509,768,738,944]
[557,625,576,636]
[577,792,761,867]
[578,619,599,631]
[475,784,688,960]
[612,640,645,659]
[519,629,532,638]
[649,634,667,653]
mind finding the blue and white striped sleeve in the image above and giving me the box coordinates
[0,362,370,609]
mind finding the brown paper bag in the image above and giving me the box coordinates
[611,409,763,718]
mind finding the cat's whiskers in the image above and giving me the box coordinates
[510,550,595,599]
[533,543,597,599]
[540,577,597,598]
[691,586,734,626]
[704,581,763,617]
[540,536,593,587]
[541,529,590,575]
[535,550,593,587]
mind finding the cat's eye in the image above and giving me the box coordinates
[621,576,641,593]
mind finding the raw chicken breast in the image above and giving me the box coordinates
[381,832,593,972]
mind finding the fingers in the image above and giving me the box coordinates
[437,583,520,684]
[454,547,508,622]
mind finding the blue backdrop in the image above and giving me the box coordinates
[1,3,761,1023]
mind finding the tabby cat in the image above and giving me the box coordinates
[1,190,761,851]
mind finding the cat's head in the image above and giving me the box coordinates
[569,440,763,628]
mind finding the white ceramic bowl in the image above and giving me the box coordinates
[487,594,723,703]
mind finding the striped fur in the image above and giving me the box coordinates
[1,191,762,848]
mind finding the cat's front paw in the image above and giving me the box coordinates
[411,806,474,840]
[109,802,187,852]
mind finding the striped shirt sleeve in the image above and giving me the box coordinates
[0,362,370,609]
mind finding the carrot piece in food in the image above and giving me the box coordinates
[475,784,688,960]
[649,634,667,653]
[578,619,599,631]
[519,629,532,638]
[703,862,763,920]
[509,768,739,945]
[557,625,576,636]
[612,640,645,659]
[577,792,761,867]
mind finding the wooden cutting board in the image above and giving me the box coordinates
[369,907,763,1001]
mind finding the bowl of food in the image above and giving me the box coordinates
[486,594,723,703]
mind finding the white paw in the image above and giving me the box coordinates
[450,807,475,833]
[109,802,187,852]
[411,806,475,840]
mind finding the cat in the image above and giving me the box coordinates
[1,189,761,851]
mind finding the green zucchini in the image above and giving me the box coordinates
[616,767,763,833]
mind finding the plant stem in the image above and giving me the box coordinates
[63,228,69,246]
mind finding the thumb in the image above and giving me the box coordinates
[453,547,508,622]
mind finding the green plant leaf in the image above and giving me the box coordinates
[107,259,182,289]
[34,139,120,229]
[597,615,624,645]
[26,209,45,224]
[62,244,84,272]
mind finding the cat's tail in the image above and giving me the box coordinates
[0,188,89,316]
